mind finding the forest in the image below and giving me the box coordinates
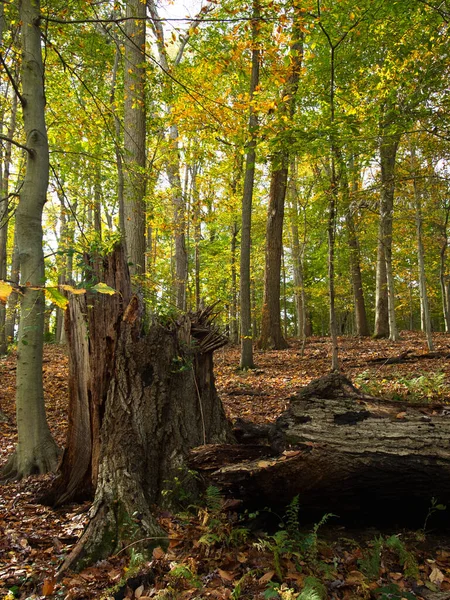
[1,0,450,598]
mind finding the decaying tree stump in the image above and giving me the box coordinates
[190,373,450,521]
[50,245,232,572]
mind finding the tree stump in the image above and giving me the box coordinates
[50,246,232,572]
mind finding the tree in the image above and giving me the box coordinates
[47,245,231,570]
[239,0,260,370]
[1,0,59,480]
[258,4,304,351]
[122,0,146,277]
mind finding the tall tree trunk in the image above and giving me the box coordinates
[258,14,303,351]
[374,223,389,337]
[1,0,59,480]
[230,221,239,344]
[0,93,17,354]
[239,0,260,370]
[122,0,146,277]
[342,158,369,337]
[287,169,309,351]
[4,226,19,347]
[258,158,289,350]
[378,122,400,341]
[439,211,450,332]
[411,144,434,350]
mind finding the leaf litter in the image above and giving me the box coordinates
[1,334,450,599]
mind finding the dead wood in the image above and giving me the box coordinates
[189,373,450,521]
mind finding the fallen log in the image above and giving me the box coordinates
[190,373,450,523]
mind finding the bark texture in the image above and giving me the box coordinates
[123,0,146,276]
[54,246,232,571]
[190,373,450,520]
[43,247,132,505]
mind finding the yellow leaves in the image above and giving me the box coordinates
[0,280,13,304]
[91,282,116,295]
[60,284,86,295]
[45,287,69,310]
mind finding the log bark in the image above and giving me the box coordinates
[190,373,450,521]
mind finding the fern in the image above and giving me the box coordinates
[358,536,384,580]
[205,485,223,513]
[385,535,419,579]
[285,495,301,540]
[298,576,327,600]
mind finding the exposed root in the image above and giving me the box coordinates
[0,442,60,481]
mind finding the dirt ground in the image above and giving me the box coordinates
[1,332,450,599]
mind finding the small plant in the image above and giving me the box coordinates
[422,496,447,533]
[354,370,450,402]
[198,486,249,549]
[167,563,201,589]
[374,583,416,600]
[298,576,327,600]
[385,535,419,579]
[358,536,384,580]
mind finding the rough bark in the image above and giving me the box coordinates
[411,144,433,350]
[258,16,303,351]
[190,373,450,520]
[1,0,59,480]
[0,86,17,355]
[43,246,132,506]
[53,246,232,571]
[258,161,289,350]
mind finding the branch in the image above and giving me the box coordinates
[0,134,33,156]
[0,51,24,105]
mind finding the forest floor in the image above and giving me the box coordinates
[1,332,450,600]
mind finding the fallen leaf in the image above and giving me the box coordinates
[430,566,444,586]
[218,569,235,582]
[135,584,144,598]
[42,578,56,596]
[259,570,275,584]
[153,546,165,559]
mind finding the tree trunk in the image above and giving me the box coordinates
[230,221,239,344]
[191,373,450,521]
[342,157,369,337]
[379,125,400,341]
[122,0,146,277]
[239,0,260,370]
[258,158,289,350]
[43,246,133,506]
[1,0,59,480]
[258,15,303,351]
[411,144,433,350]
[55,247,231,572]
[4,226,19,347]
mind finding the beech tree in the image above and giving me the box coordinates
[1,0,59,479]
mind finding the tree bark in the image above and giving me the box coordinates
[123,0,146,277]
[258,160,289,350]
[50,245,232,571]
[411,143,433,350]
[258,14,303,351]
[1,0,59,480]
[239,0,260,370]
[378,120,400,341]
[190,373,450,520]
